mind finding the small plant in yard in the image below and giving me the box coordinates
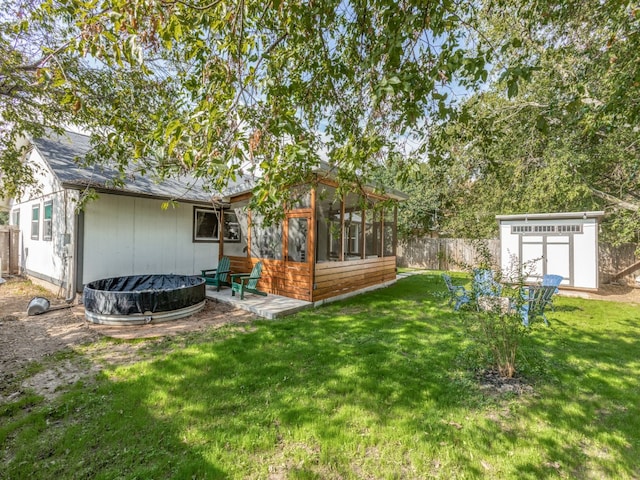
[459,241,542,379]
[461,306,529,378]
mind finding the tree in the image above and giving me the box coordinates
[1,1,71,199]
[428,0,640,244]
[370,155,448,238]
[2,0,638,232]
[1,0,490,219]
[0,1,190,200]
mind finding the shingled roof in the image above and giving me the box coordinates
[32,129,407,203]
[32,130,253,204]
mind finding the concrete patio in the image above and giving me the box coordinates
[205,286,312,320]
[205,274,406,319]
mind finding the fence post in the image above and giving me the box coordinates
[0,225,20,275]
[0,227,7,275]
[10,226,19,274]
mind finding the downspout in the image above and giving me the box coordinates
[64,190,76,303]
[75,210,85,296]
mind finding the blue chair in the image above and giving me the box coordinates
[473,269,503,301]
[442,273,471,311]
[519,285,557,326]
[542,274,563,310]
[542,274,563,292]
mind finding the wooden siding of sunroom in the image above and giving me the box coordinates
[221,180,399,303]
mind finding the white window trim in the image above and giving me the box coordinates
[43,200,53,241]
[31,204,40,240]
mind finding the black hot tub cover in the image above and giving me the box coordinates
[83,274,206,315]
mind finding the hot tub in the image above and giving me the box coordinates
[84,274,206,325]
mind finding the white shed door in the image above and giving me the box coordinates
[521,238,544,281]
[520,235,572,285]
[546,236,571,284]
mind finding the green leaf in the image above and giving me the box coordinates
[535,115,549,133]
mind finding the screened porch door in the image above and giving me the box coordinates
[285,214,310,264]
[284,213,313,300]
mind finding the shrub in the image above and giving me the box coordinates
[458,240,542,378]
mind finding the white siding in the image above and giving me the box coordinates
[573,220,598,289]
[500,223,520,279]
[82,194,217,284]
[498,215,600,289]
[10,149,77,288]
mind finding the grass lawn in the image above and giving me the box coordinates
[1,272,639,478]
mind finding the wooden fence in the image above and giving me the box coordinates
[599,242,640,285]
[0,225,20,276]
[398,237,640,286]
[397,238,500,271]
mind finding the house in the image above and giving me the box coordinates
[496,211,605,290]
[9,129,227,300]
[9,129,406,303]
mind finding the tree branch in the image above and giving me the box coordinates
[160,0,224,11]
[590,187,639,212]
[13,39,72,72]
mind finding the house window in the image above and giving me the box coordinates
[558,224,582,233]
[43,200,53,241]
[193,207,219,242]
[31,204,40,240]
[512,224,582,234]
[512,225,533,234]
[12,209,19,227]
[224,200,249,257]
[222,210,241,242]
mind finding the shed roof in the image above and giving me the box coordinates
[496,211,605,222]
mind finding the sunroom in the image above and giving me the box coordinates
[199,178,406,303]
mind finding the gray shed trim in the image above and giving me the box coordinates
[496,211,605,221]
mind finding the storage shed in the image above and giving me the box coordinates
[496,211,605,290]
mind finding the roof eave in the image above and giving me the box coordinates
[496,211,606,222]
[60,181,216,206]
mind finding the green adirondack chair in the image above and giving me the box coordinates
[231,261,267,300]
[201,256,232,291]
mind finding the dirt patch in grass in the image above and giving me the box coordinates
[0,276,255,402]
[477,369,535,396]
[561,283,640,304]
